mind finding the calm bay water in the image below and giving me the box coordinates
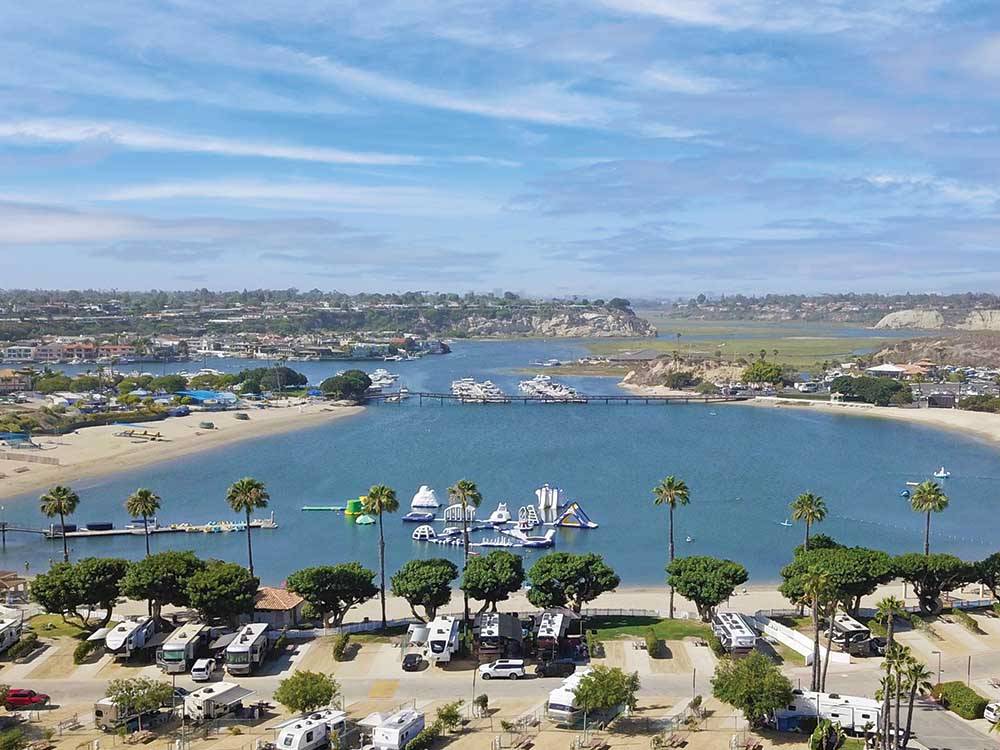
[4,340,999,585]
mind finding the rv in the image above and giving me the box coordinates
[183,682,255,724]
[773,690,882,735]
[371,709,425,750]
[828,613,871,651]
[425,616,460,665]
[475,612,522,657]
[0,619,22,655]
[546,667,594,722]
[106,617,156,660]
[275,708,348,750]
[157,622,208,674]
[225,623,271,675]
[535,611,570,657]
[93,698,163,733]
[711,612,758,654]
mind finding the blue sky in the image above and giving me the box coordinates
[3,0,1000,296]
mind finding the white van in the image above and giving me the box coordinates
[190,658,215,682]
[985,703,1000,724]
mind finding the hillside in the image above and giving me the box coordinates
[871,333,1000,367]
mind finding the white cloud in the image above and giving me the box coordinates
[638,66,727,95]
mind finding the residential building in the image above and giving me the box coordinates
[251,586,304,629]
[0,369,31,394]
[2,346,34,363]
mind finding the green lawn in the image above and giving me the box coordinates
[27,614,90,639]
[587,616,711,641]
[349,625,410,643]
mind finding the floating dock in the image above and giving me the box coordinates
[43,513,278,539]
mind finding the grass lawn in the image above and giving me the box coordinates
[587,615,710,641]
[842,740,865,750]
[349,625,410,643]
[27,614,90,639]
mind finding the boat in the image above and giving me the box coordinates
[355,514,376,525]
[487,503,511,524]
[411,485,441,509]
[933,467,951,479]
[402,510,435,523]
[685,535,694,543]
[504,528,556,548]
[779,519,793,527]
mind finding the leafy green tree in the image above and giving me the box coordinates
[975,552,1000,600]
[390,558,458,622]
[319,370,372,401]
[435,700,465,733]
[793,533,842,556]
[186,561,258,625]
[809,719,845,750]
[124,488,160,557]
[149,374,187,393]
[893,553,974,615]
[105,678,173,730]
[34,375,73,394]
[741,361,783,386]
[0,729,25,750]
[461,551,525,614]
[780,547,894,616]
[790,492,828,551]
[910,481,948,555]
[526,553,620,613]
[653,475,690,619]
[830,375,908,406]
[30,562,84,625]
[286,563,378,627]
[273,671,340,714]
[573,666,640,714]
[363,485,399,630]
[39,485,79,562]
[666,556,748,622]
[225,477,269,576]
[712,651,793,729]
[121,550,206,620]
[75,557,130,627]
[448,479,483,625]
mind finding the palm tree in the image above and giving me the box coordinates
[448,479,483,626]
[910,481,948,555]
[874,596,905,750]
[790,492,827,550]
[124,488,160,557]
[653,475,690,619]
[801,568,830,692]
[225,477,269,577]
[363,485,399,630]
[902,658,933,748]
[40,485,80,562]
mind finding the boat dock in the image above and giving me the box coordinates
[371,391,750,405]
[0,513,280,541]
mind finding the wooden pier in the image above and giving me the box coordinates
[371,392,750,406]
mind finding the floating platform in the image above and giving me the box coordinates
[301,505,345,512]
[45,514,278,539]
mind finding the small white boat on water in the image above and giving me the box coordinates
[779,519,793,527]
[685,535,694,543]
[933,467,951,479]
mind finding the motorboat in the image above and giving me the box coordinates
[933,467,951,479]
[402,511,435,523]
[779,519,793,527]
[685,536,694,543]
[411,485,441,509]
[487,503,511,525]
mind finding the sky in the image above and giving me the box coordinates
[3,1,1000,297]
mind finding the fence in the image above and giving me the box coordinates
[754,612,851,666]
[0,451,58,465]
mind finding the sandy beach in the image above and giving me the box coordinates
[0,402,364,501]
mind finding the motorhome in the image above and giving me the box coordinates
[0,618,22,655]
[535,611,569,656]
[106,617,156,660]
[711,612,758,654]
[828,612,871,650]
[93,698,163,733]
[425,616,460,665]
[773,690,882,735]
[225,623,271,675]
[475,612,523,657]
[371,709,425,750]
[546,667,593,722]
[157,622,207,673]
[183,682,255,724]
[275,708,348,750]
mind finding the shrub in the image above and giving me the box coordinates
[645,629,660,658]
[6,633,39,660]
[932,681,988,719]
[228,727,242,736]
[405,720,441,750]
[272,634,288,654]
[332,633,350,662]
[473,694,489,717]
[435,701,464,733]
[950,609,986,635]
[586,630,604,658]
[706,633,726,657]
[73,639,103,664]
[0,730,25,750]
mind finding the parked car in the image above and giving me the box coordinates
[478,659,525,680]
[4,689,50,710]
[401,653,423,672]
[164,687,189,707]
[535,660,576,678]
[985,703,1000,724]
[190,658,215,682]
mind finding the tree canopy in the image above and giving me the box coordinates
[390,558,458,622]
[780,546,894,615]
[286,563,378,627]
[573,666,641,714]
[461,551,525,613]
[105,678,173,730]
[667,556,749,621]
[273,671,340,714]
[186,561,259,624]
[741,361,784,386]
[526,553,620,613]
[893,553,975,614]
[712,651,793,729]
[121,551,207,620]
[320,370,372,401]
[975,552,1000,600]
[830,375,910,406]
[236,367,307,394]
[31,557,129,627]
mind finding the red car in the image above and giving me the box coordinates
[4,689,50,710]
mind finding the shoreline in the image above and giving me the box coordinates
[0,402,364,501]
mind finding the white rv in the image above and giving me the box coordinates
[828,612,871,648]
[535,611,568,653]
[773,690,882,735]
[225,623,271,675]
[711,612,758,654]
[546,667,594,721]
[93,697,162,732]
[157,622,207,674]
[275,708,348,750]
[425,616,460,665]
[183,682,255,723]
[106,617,156,660]
[0,618,22,655]
[371,709,425,750]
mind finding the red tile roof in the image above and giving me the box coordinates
[254,586,304,611]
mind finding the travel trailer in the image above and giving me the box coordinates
[828,612,871,650]
[93,698,163,733]
[773,690,882,735]
[106,617,156,660]
[535,611,570,656]
[0,618,22,655]
[157,622,208,673]
[546,667,594,721]
[425,616,460,665]
[225,623,271,675]
[183,682,255,723]
[475,612,523,657]
[370,709,425,750]
[711,612,758,654]
[275,708,348,750]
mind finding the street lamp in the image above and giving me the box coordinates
[932,650,942,684]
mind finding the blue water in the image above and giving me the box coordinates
[5,340,999,585]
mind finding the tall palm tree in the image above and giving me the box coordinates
[225,477,269,577]
[910,481,948,555]
[874,596,905,750]
[124,488,160,557]
[363,485,399,630]
[40,485,80,562]
[790,492,827,550]
[801,568,830,692]
[653,476,690,619]
[902,658,933,749]
[448,479,483,626]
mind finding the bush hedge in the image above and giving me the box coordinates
[6,633,39,660]
[73,639,103,664]
[404,719,441,750]
[950,609,986,635]
[932,681,988,720]
[645,629,660,658]
[332,633,350,662]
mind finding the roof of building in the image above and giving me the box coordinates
[865,363,906,373]
[254,586,304,611]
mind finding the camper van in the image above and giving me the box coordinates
[711,612,758,654]
[183,682,255,724]
[828,613,871,651]
[157,622,207,674]
[546,667,593,721]
[0,619,22,656]
[425,616,460,665]
[773,690,882,735]
[371,709,425,750]
[106,617,156,660]
[275,708,348,750]
[225,623,271,675]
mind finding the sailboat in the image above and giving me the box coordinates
[779,518,793,527]
[933,467,951,479]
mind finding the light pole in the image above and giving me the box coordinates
[932,650,942,683]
